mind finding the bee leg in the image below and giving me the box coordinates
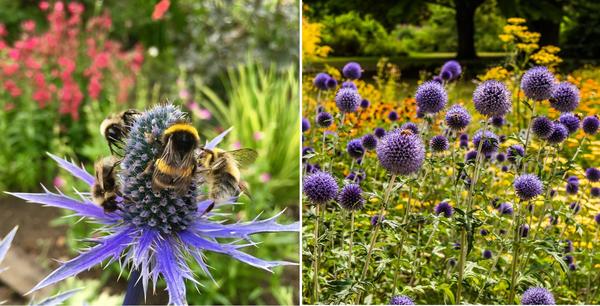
[239,181,253,200]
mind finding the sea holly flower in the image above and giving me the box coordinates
[473,80,512,117]
[521,66,556,101]
[7,105,298,305]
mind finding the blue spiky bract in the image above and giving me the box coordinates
[390,295,415,305]
[582,115,599,135]
[521,287,555,305]
[445,105,471,131]
[7,105,298,305]
[514,174,543,201]
[415,81,447,114]
[550,82,579,112]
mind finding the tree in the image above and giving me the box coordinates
[454,0,485,59]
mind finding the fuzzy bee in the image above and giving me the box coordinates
[91,156,121,213]
[197,147,258,201]
[149,121,200,195]
[100,109,141,156]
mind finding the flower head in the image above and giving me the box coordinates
[416,81,447,114]
[338,184,364,211]
[465,150,478,162]
[371,215,384,227]
[316,112,333,128]
[514,174,543,201]
[342,62,362,80]
[430,135,449,152]
[559,113,580,134]
[376,129,425,175]
[498,202,514,216]
[303,171,338,204]
[302,117,310,132]
[335,88,361,113]
[566,181,579,195]
[519,224,530,237]
[388,111,399,122]
[490,116,505,127]
[362,134,377,150]
[326,78,338,89]
[547,122,568,144]
[582,115,599,135]
[521,67,556,101]
[496,153,506,162]
[595,213,600,225]
[441,60,462,80]
[521,287,555,305]
[472,130,499,154]
[445,105,471,131]
[374,127,386,138]
[390,295,415,305]
[586,167,600,182]
[550,82,579,112]
[591,187,600,198]
[482,249,492,259]
[347,139,365,159]
[341,81,357,90]
[532,116,555,139]
[473,80,512,117]
[400,122,419,135]
[313,73,331,90]
[507,145,524,163]
[360,99,370,108]
[434,201,453,217]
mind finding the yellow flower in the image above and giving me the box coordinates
[478,66,510,82]
[301,14,331,61]
[507,17,526,25]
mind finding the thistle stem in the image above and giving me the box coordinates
[587,227,599,304]
[123,269,144,306]
[521,99,536,173]
[313,202,321,304]
[349,211,355,277]
[508,199,525,303]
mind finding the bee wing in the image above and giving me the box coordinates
[227,149,258,169]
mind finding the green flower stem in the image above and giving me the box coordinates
[521,99,536,173]
[508,199,525,303]
[313,201,321,304]
[392,235,406,296]
[586,227,599,304]
[475,244,505,303]
[349,211,355,278]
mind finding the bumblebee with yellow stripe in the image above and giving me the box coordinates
[197,147,258,201]
[150,120,200,195]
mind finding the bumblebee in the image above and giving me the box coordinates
[150,121,200,194]
[197,147,258,201]
[100,109,141,156]
[91,156,121,213]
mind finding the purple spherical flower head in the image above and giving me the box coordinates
[532,116,555,139]
[591,187,600,198]
[362,133,377,150]
[569,202,581,214]
[316,111,333,128]
[465,150,478,162]
[400,122,419,135]
[388,110,399,122]
[341,81,357,90]
[519,224,530,237]
[521,287,555,305]
[374,127,386,138]
[496,152,506,162]
[459,133,469,141]
[550,81,579,112]
[347,139,365,159]
[430,135,449,152]
[586,167,600,182]
[564,255,574,265]
[490,115,505,127]
[567,175,579,185]
[501,165,509,172]
[595,213,600,224]
[440,70,452,81]
[521,66,556,101]
[582,115,599,135]
[303,171,338,204]
[472,130,499,154]
[434,201,453,217]
[473,80,512,117]
[445,105,471,131]
[498,202,514,216]
[432,75,443,85]
[480,229,489,236]
[514,174,543,201]
[559,113,580,134]
[371,215,384,227]
[547,123,568,144]
[342,62,362,80]
[569,263,577,271]
[482,249,492,259]
[441,60,462,80]
[360,99,370,108]
[507,144,524,163]
[376,129,425,175]
[313,73,330,90]
[302,117,310,133]
[338,184,364,211]
[416,81,447,114]
[565,181,579,195]
[564,239,574,253]
[335,87,361,113]
[390,295,415,305]
[326,77,338,89]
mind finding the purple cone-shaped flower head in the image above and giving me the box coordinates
[326,78,338,89]
[473,80,512,117]
[335,87,361,113]
[490,115,505,127]
[388,110,399,122]
[434,201,453,217]
[459,133,469,141]
[374,127,386,138]
[521,67,556,101]
[482,249,492,259]
[390,295,415,305]
[498,202,514,216]
[313,73,331,90]
[303,171,338,204]
[316,111,333,128]
[586,167,600,182]
[302,117,310,132]
[341,81,357,90]
[507,145,524,163]
[559,113,580,134]
[430,135,449,152]
[445,105,471,131]
[521,287,555,305]
[472,130,499,154]
[550,82,579,112]
[416,81,447,114]
[362,134,377,150]
[6,105,298,305]
[514,174,543,201]
[342,62,362,80]
[582,115,599,135]
[360,99,370,108]
[376,129,425,175]
[547,122,568,144]
[567,175,579,185]
[569,263,577,271]
[532,116,555,139]
[338,184,364,211]
[441,60,462,80]
[347,139,365,159]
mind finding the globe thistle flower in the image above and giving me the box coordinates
[326,78,338,90]
[472,130,499,154]
[415,81,447,113]
[566,181,579,195]
[374,127,386,138]
[440,70,452,81]
[400,122,419,134]
[499,134,507,143]
[519,224,530,237]
[316,111,333,128]
[360,99,370,108]
[547,123,568,144]
[441,60,462,80]
[390,295,415,305]
[521,66,556,101]
[7,105,298,305]
[582,115,599,135]
[342,62,362,80]
[498,202,514,216]
[465,150,478,162]
[521,287,555,305]
[480,229,489,236]
[569,202,581,214]
[430,135,449,152]
[362,134,377,150]
[338,184,364,211]
[460,139,469,149]
[434,201,453,217]
[449,258,457,267]
[302,117,310,132]
[371,215,384,227]
[586,167,600,182]
[459,133,468,141]
[569,263,577,271]
[501,165,509,172]
[303,171,338,204]
[453,242,461,250]
[341,81,357,90]
[591,187,600,198]
[567,175,579,185]
[473,80,512,117]
[445,105,471,131]
[416,107,426,118]
[531,116,555,139]
[507,145,524,163]
[550,82,579,112]
[496,152,506,162]
[432,76,443,85]
[490,115,505,127]
[335,88,361,113]
[346,171,365,184]
[514,174,543,201]
[482,249,492,259]
[595,213,600,225]
[388,110,399,122]
[564,255,574,265]
[347,139,365,159]
[376,130,425,175]
[313,73,330,90]
[564,239,574,253]
[559,113,580,134]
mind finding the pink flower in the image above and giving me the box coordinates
[93,52,109,69]
[0,24,7,37]
[259,173,271,183]
[253,131,264,141]
[187,101,200,110]
[152,0,170,20]
[39,1,50,11]
[4,102,15,111]
[232,141,242,150]
[88,75,102,99]
[179,89,190,100]
[198,109,212,120]
[53,176,66,188]
[3,63,19,76]
[68,2,84,15]
[22,20,36,32]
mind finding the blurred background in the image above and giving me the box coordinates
[0,0,299,304]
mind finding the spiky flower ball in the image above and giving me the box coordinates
[335,88,361,113]
[532,116,555,139]
[326,78,337,89]
[445,105,471,131]
[514,174,543,201]
[400,122,419,134]
[416,81,447,113]
[547,123,568,144]
[313,73,331,90]
[490,116,505,127]
[338,184,364,211]
[595,213,600,224]
[498,202,514,216]
[374,127,386,138]
[559,113,580,134]
[521,287,555,305]
[341,81,357,90]
[390,295,415,305]
[473,80,512,117]
[376,129,425,175]
[361,99,370,108]
[441,60,462,80]
[440,70,452,81]
[434,201,453,217]
[465,150,478,162]
[342,62,362,80]
[591,187,600,198]
[586,167,600,182]
[496,152,506,162]
[550,82,579,112]
[388,111,399,122]
[347,139,365,159]
[507,145,524,163]
[520,224,530,237]
[472,130,499,154]
[482,249,492,259]
[303,172,338,204]
[521,67,556,101]
[362,134,377,150]
[316,111,333,128]
[371,215,384,227]
[302,117,310,133]
[566,181,579,195]
[430,135,449,152]
[582,115,599,135]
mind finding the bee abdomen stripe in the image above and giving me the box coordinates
[163,123,200,141]
[155,159,193,177]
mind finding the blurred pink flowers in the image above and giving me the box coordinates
[187,101,212,120]
[152,0,170,21]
